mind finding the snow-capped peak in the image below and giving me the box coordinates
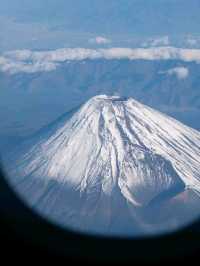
[4,95,200,236]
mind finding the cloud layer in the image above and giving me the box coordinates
[186,38,198,46]
[89,36,111,45]
[160,67,189,80]
[0,47,200,74]
[143,36,170,47]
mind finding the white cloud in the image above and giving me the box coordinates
[0,55,57,74]
[186,38,198,46]
[160,67,189,80]
[151,36,170,46]
[89,36,111,45]
[0,47,200,74]
[142,36,170,47]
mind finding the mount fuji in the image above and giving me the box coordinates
[3,95,200,236]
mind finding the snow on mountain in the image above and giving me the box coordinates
[3,95,200,236]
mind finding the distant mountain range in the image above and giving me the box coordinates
[3,95,200,236]
[0,59,199,140]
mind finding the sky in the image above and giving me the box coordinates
[1,0,200,33]
[1,0,200,51]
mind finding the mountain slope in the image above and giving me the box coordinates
[3,95,200,236]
